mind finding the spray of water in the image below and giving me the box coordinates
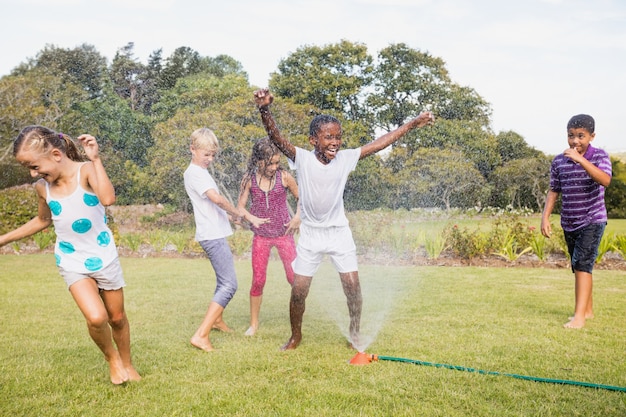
[309,263,405,352]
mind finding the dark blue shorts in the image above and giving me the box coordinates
[564,223,606,273]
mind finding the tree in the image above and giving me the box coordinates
[270,40,373,120]
[367,43,452,131]
[110,42,145,111]
[489,156,551,211]
[23,44,108,99]
[495,130,542,163]
[158,46,203,90]
[385,146,490,210]
[606,158,626,218]
[0,71,86,162]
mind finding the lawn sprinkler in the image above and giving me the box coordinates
[348,352,378,365]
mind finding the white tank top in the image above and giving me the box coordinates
[45,163,118,273]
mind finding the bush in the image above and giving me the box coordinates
[0,184,39,234]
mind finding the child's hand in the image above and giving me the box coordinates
[563,148,584,163]
[253,89,273,108]
[247,214,271,229]
[284,215,301,235]
[77,134,100,160]
[540,219,551,238]
[414,111,435,127]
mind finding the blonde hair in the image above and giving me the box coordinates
[14,125,85,162]
[190,128,219,152]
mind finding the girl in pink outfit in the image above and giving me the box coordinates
[238,137,300,336]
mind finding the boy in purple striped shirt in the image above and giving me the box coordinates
[541,114,612,329]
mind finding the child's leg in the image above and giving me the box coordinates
[275,235,297,285]
[200,239,238,334]
[339,271,362,347]
[281,274,313,351]
[245,296,263,336]
[564,270,593,329]
[191,301,225,351]
[69,278,128,384]
[247,236,271,335]
[100,288,141,381]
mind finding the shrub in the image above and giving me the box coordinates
[0,185,38,234]
[444,224,488,260]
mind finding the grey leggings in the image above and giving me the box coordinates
[199,238,238,307]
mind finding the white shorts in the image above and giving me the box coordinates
[59,257,126,291]
[292,224,358,276]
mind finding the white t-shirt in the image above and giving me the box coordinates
[289,147,360,228]
[183,163,233,241]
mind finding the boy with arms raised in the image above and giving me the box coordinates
[253,88,434,350]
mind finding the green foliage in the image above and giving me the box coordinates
[119,233,144,252]
[596,232,615,264]
[228,229,253,256]
[0,185,38,234]
[423,232,448,259]
[529,232,548,261]
[32,228,56,250]
[270,40,373,119]
[3,41,624,218]
[444,224,488,260]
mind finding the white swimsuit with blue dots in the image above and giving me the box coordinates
[45,164,118,273]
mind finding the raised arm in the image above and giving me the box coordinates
[360,111,435,159]
[78,134,116,206]
[254,89,297,161]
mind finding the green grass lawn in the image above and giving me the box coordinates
[1,254,625,416]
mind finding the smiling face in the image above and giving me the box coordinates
[310,122,342,164]
[567,127,595,155]
[16,147,61,183]
[190,145,217,169]
[259,154,281,179]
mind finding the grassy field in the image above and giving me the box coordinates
[1,254,625,416]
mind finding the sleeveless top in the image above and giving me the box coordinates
[249,170,292,238]
[46,164,118,273]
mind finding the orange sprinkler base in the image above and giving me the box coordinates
[349,352,378,365]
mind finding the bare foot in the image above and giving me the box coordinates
[212,320,233,333]
[107,356,129,385]
[280,337,300,351]
[125,366,142,382]
[244,325,257,336]
[569,313,594,320]
[564,318,585,329]
[190,336,214,352]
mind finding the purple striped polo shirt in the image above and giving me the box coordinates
[549,144,612,232]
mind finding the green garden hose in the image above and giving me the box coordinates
[376,355,626,393]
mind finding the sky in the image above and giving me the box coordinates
[1,0,625,155]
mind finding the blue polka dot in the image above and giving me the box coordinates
[59,241,75,254]
[84,257,103,271]
[97,231,111,247]
[55,254,61,265]
[83,194,99,207]
[49,201,62,216]
[72,218,92,234]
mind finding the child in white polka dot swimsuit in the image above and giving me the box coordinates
[0,125,141,385]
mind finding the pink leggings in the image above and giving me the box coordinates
[250,234,296,296]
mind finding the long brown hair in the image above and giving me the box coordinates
[242,137,282,187]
